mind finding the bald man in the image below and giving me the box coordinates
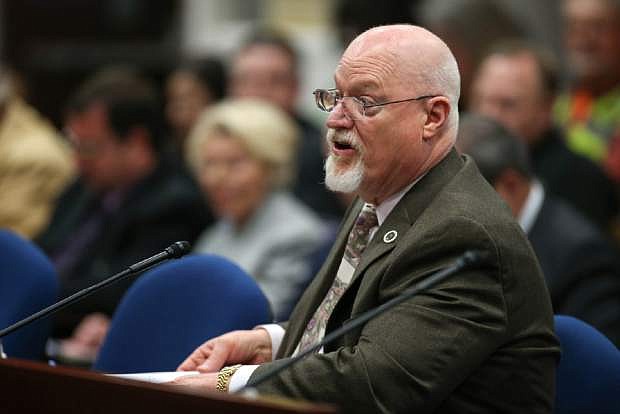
[172,25,559,413]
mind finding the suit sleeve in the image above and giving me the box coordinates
[250,217,512,413]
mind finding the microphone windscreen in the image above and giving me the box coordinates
[167,241,191,258]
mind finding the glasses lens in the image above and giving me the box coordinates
[313,89,363,120]
[324,90,337,111]
[314,89,332,112]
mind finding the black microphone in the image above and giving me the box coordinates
[0,241,191,340]
[240,250,489,392]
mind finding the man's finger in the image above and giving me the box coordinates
[197,341,230,372]
[167,372,218,392]
[177,343,212,371]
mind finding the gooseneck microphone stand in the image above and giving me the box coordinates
[240,250,487,392]
[0,241,191,359]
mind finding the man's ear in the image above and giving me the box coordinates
[422,96,451,141]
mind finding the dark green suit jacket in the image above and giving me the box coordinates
[252,150,560,413]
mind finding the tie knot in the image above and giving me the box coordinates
[343,203,378,267]
[356,203,378,231]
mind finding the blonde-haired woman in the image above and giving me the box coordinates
[186,99,326,320]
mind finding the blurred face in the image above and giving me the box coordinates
[324,41,433,204]
[470,53,551,145]
[231,44,298,113]
[198,133,271,227]
[165,70,212,141]
[564,0,620,84]
[66,104,132,192]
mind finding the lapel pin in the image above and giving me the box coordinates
[383,230,398,243]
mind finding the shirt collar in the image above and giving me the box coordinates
[373,177,421,226]
[518,179,545,234]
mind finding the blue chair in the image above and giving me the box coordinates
[554,315,620,414]
[93,254,272,373]
[0,230,59,360]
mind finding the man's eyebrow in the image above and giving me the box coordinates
[334,78,380,96]
[350,82,380,95]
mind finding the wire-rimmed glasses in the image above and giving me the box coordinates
[313,88,438,120]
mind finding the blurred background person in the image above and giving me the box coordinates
[164,56,227,154]
[0,64,74,239]
[36,68,211,364]
[185,99,327,321]
[555,0,620,182]
[418,0,524,109]
[333,0,419,50]
[458,115,620,345]
[469,40,619,233]
[230,28,345,220]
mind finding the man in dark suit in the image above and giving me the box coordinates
[469,40,619,232]
[173,25,559,413]
[36,69,211,361]
[458,114,620,346]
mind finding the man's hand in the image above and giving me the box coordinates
[177,329,272,373]
[58,312,110,362]
[168,372,218,392]
[73,312,110,346]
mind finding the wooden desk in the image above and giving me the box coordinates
[0,358,337,413]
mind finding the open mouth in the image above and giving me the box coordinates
[327,129,360,157]
[334,141,354,151]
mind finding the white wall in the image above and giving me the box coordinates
[179,0,340,125]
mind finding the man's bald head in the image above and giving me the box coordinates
[344,25,461,132]
[324,24,463,204]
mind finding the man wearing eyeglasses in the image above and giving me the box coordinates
[36,69,212,363]
[173,24,559,413]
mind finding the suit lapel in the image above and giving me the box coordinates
[351,149,465,286]
[279,149,465,357]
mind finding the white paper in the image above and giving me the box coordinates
[107,371,200,384]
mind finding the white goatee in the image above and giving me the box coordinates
[324,129,365,193]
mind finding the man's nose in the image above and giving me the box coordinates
[326,101,354,130]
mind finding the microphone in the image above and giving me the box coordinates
[129,241,191,272]
[0,241,191,342]
[240,250,489,392]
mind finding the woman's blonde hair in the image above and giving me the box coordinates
[185,98,299,188]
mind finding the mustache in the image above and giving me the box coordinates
[326,129,362,152]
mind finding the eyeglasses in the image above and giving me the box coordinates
[313,88,438,120]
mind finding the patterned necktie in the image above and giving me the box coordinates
[343,204,379,267]
[296,203,378,353]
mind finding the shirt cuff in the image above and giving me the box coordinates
[255,324,285,361]
[227,324,285,393]
[228,365,259,393]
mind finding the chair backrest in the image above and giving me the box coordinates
[93,254,272,373]
[0,230,58,360]
[554,315,620,414]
